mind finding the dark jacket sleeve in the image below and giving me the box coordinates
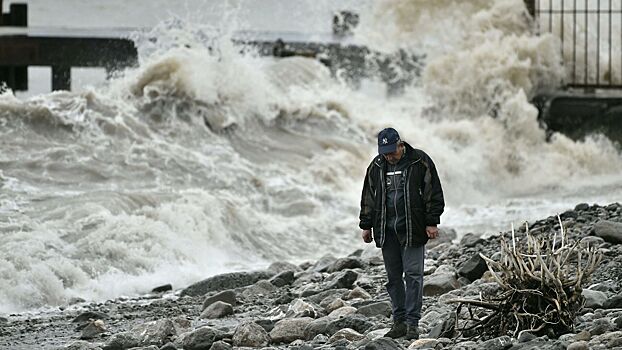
[420,151,445,226]
[359,163,376,230]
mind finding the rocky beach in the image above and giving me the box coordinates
[1,202,621,350]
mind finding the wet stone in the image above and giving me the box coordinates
[72,311,109,324]
[593,220,622,244]
[200,301,234,319]
[181,270,274,297]
[79,320,106,340]
[151,284,173,293]
[232,321,270,347]
[202,290,237,311]
[356,301,392,318]
[208,340,232,350]
[327,257,365,273]
[363,337,400,350]
[575,203,590,211]
[604,293,622,309]
[346,286,371,300]
[269,317,314,344]
[324,269,359,290]
[270,270,295,287]
[517,331,537,342]
[480,335,513,350]
[178,326,220,350]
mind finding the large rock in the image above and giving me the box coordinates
[72,311,109,324]
[364,337,400,350]
[80,320,106,340]
[270,270,295,287]
[124,346,158,350]
[458,253,488,282]
[303,314,374,339]
[127,319,176,347]
[328,328,365,343]
[152,284,173,293]
[312,289,349,305]
[286,299,317,318]
[508,339,566,349]
[181,270,274,297]
[177,326,221,350]
[310,254,338,272]
[241,279,276,298]
[325,314,374,335]
[423,273,461,296]
[604,293,622,309]
[408,339,439,349]
[200,301,234,319]
[103,332,141,350]
[460,233,485,248]
[345,287,371,300]
[356,301,392,318]
[589,318,614,335]
[161,343,177,350]
[202,290,236,311]
[292,271,323,287]
[480,335,513,350]
[269,317,314,343]
[304,317,331,340]
[208,341,232,350]
[592,331,622,348]
[324,269,359,290]
[274,292,295,305]
[62,341,103,350]
[582,289,608,309]
[426,313,455,339]
[328,306,357,318]
[232,321,270,347]
[593,220,622,244]
[325,298,347,313]
[327,257,365,273]
[567,341,589,350]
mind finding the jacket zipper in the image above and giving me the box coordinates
[379,165,387,247]
[404,159,421,247]
[392,165,398,236]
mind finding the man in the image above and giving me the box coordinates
[359,127,445,340]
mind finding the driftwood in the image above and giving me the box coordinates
[449,217,603,339]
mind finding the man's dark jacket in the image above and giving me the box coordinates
[359,142,445,247]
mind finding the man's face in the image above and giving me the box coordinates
[383,143,404,165]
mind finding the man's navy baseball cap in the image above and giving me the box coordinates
[377,128,401,154]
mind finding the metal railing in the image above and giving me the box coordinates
[530,0,622,89]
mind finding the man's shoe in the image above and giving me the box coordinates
[384,321,407,338]
[405,325,419,340]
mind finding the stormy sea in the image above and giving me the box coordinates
[1,1,621,349]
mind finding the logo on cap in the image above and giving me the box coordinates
[382,138,388,144]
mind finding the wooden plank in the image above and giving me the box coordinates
[0,35,137,68]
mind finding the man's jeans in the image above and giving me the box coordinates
[381,231,425,327]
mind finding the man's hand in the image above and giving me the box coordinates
[362,229,373,243]
[426,226,439,239]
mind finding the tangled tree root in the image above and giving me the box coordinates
[449,216,603,340]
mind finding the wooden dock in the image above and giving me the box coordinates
[0,2,416,94]
[0,27,138,91]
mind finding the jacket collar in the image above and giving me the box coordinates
[373,142,420,168]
